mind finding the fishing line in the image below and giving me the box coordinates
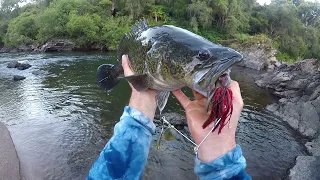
[161,116,221,154]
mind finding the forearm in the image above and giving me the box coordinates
[87,106,156,180]
[194,145,251,180]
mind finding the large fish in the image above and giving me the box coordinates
[97,20,243,124]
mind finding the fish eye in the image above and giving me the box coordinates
[198,49,211,60]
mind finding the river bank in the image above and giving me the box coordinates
[0,39,104,53]
[254,59,320,179]
[0,122,21,180]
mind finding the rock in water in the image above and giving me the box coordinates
[7,61,31,70]
[154,113,187,130]
[17,63,31,70]
[7,61,20,68]
[13,75,26,81]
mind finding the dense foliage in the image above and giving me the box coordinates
[1,0,320,62]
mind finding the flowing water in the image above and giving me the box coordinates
[0,52,308,180]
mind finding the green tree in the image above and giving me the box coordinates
[298,2,320,27]
[36,0,93,43]
[100,16,131,50]
[66,12,101,47]
[4,11,38,46]
[187,1,213,30]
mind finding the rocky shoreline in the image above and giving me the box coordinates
[253,59,320,179]
[0,39,103,53]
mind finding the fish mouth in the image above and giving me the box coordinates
[193,51,243,96]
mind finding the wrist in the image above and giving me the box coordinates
[197,141,236,163]
[128,92,157,121]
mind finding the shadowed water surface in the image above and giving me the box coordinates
[0,52,307,180]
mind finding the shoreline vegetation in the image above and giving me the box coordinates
[0,0,320,63]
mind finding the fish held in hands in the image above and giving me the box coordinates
[97,20,243,133]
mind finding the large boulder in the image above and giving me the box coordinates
[299,102,320,138]
[266,100,320,138]
[235,41,279,70]
[255,59,320,99]
[289,156,320,180]
[259,59,320,139]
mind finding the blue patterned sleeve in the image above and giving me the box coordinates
[87,106,156,180]
[194,145,251,180]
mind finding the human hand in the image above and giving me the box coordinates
[122,55,157,121]
[172,81,243,163]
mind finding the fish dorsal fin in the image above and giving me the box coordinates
[128,19,149,37]
[118,20,149,59]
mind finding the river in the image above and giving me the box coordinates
[0,52,308,180]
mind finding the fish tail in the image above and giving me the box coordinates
[97,64,123,92]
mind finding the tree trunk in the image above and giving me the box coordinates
[112,0,118,17]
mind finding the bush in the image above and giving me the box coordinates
[100,16,132,50]
[199,29,226,43]
[278,35,307,60]
[4,12,38,46]
[36,0,93,44]
[66,12,101,46]
[276,52,296,63]
[235,33,250,43]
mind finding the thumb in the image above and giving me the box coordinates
[122,55,134,77]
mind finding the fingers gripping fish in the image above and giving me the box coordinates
[97,20,244,134]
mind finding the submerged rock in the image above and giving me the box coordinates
[13,75,26,81]
[289,156,320,180]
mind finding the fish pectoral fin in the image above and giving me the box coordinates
[156,91,170,112]
[125,74,149,92]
